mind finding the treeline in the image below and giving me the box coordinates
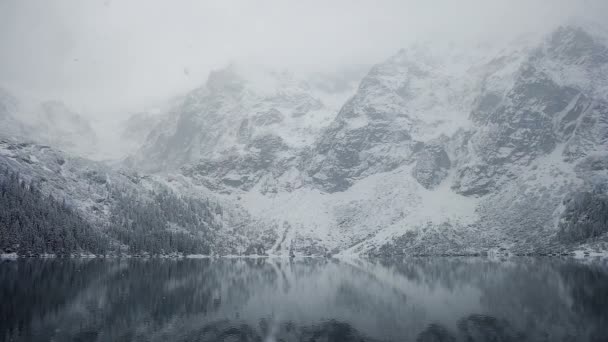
[107,188,221,255]
[0,167,108,255]
[0,167,223,256]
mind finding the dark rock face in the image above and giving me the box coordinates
[237,118,252,144]
[451,164,497,197]
[453,34,608,197]
[412,144,451,189]
[308,117,413,192]
[459,67,578,194]
[558,190,608,243]
[183,134,289,192]
[291,95,322,117]
[248,134,289,169]
[306,66,415,192]
[562,100,608,161]
[556,93,590,141]
[136,98,226,172]
[252,108,284,126]
[545,26,608,65]
[575,155,608,173]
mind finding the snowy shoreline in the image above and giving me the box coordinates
[2,252,607,260]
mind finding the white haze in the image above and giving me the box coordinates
[0,0,607,158]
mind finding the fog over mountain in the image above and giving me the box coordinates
[2,1,606,114]
[1,0,608,257]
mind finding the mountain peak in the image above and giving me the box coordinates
[543,25,608,64]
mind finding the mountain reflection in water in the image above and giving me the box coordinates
[1,257,607,342]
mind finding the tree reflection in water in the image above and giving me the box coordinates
[1,257,606,342]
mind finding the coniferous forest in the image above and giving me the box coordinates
[0,167,108,255]
[107,188,219,255]
[0,167,219,256]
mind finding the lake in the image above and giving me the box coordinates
[1,257,607,342]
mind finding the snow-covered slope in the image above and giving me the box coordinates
[130,65,357,192]
[196,26,608,256]
[0,137,280,255]
[306,43,493,192]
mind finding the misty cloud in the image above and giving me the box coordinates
[1,0,606,117]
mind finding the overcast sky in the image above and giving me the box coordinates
[1,0,606,118]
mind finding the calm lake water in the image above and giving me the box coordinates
[1,257,607,342]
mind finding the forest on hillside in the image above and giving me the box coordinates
[0,167,219,256]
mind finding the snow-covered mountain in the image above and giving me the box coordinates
[129,65,357,192]
[2,25,607,257]
[130,26,608,256]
